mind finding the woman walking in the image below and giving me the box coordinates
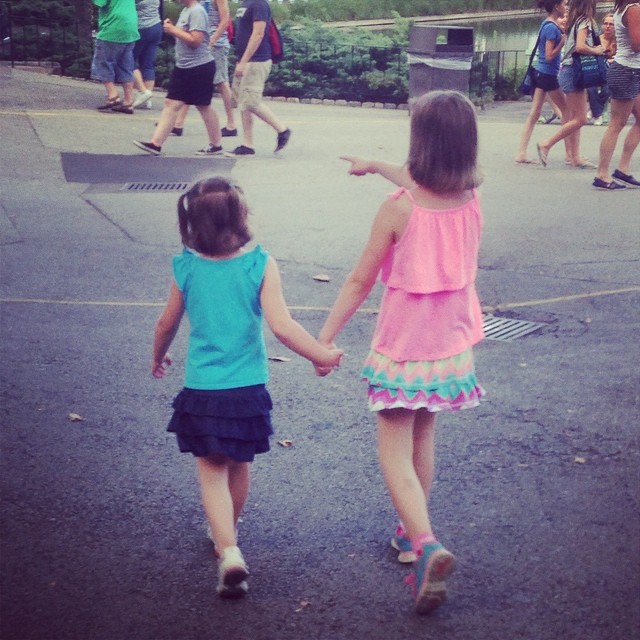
[516,0,568,165]
[537,0,605,168]
[593,0,640,190]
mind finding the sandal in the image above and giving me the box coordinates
[97,96,121,111]
[111,103,134,114]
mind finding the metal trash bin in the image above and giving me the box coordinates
[408,25,474,100]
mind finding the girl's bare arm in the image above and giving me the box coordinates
[152,281,185,377]
[260,257,343,368]
[318,197,398,346]
[340,156,415,188]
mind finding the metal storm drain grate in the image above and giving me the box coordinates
[482,314,547,342]
[122,182,189,192]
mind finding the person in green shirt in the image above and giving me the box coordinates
[90,0,140,114]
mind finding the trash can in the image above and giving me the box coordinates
[408,25,474,100]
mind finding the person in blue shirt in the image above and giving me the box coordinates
[230,0,291,155]
[515,0,568,164]
[152,176,342,599]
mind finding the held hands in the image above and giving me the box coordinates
[314,343,343,377]
[152,354,172,379]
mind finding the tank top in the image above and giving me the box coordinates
[371,188,484,362]
[614,4,640,68]
[208,0,230,47]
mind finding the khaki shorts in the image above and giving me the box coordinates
[232,60,272,110]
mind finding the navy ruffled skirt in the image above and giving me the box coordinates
[167,385,273,462]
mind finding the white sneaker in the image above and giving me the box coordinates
[133,89,153,108]
[592,116,604,126]
[217,546,249,599]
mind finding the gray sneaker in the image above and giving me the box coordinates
[217,546,249,599]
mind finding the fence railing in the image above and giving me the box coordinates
[0,4,528,103]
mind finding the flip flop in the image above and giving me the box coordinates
[514,158,540,165]
[565,158,596,169]
[536,143,548,167]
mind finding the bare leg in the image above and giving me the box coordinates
[122,81,134,106]
[217,81,236,130]
[247,102,286,133]
[133,68,146,94]
[538,90,588,162]
[241,109,255,149]
[174,103,190,130]
[228,460,250,525]
[516,88,547,163]
[377,408,433,542]
[413,409,437,501]
[151,98,185,146]
[102,81,119,101]
[618,98,640,175]
[596,97,635,181]
[197,455,244,552]
[195,104,222,146]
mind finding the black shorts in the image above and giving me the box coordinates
[167,61,216,106]
[533,69,560,92]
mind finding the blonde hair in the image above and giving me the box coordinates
[408,90,482,194]
[177,176,252,256]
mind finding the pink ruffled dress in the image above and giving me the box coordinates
[361,187,486,412]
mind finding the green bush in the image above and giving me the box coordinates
[265,19,408,103]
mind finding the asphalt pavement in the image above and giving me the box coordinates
[1,66,639,640]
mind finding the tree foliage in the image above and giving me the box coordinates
[2,1,527,102]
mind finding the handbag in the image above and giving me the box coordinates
[572,52,607,88]
[571,23,607,89]
[519,27,542,96]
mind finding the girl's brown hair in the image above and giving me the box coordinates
[537,0,564,14]
[407,90,482,194]
[177,176,252,256]
[566,0,597,33]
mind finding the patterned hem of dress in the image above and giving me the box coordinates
[367,384,485,412]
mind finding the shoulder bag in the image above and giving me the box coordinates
[519,27,542,96]
[571,22,607,89]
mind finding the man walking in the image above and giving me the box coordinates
[91,0,139,114]
[231,0,291,155]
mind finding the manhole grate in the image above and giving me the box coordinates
[482,314,547,342]
[122,182,189,192]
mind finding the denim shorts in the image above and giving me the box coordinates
[558,64,582,94]
[133,22,163,81]
[212,44,230,85]
[91,39,136,83]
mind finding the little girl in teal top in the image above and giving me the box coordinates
[320,91,485,614]
[152,176,342,599]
